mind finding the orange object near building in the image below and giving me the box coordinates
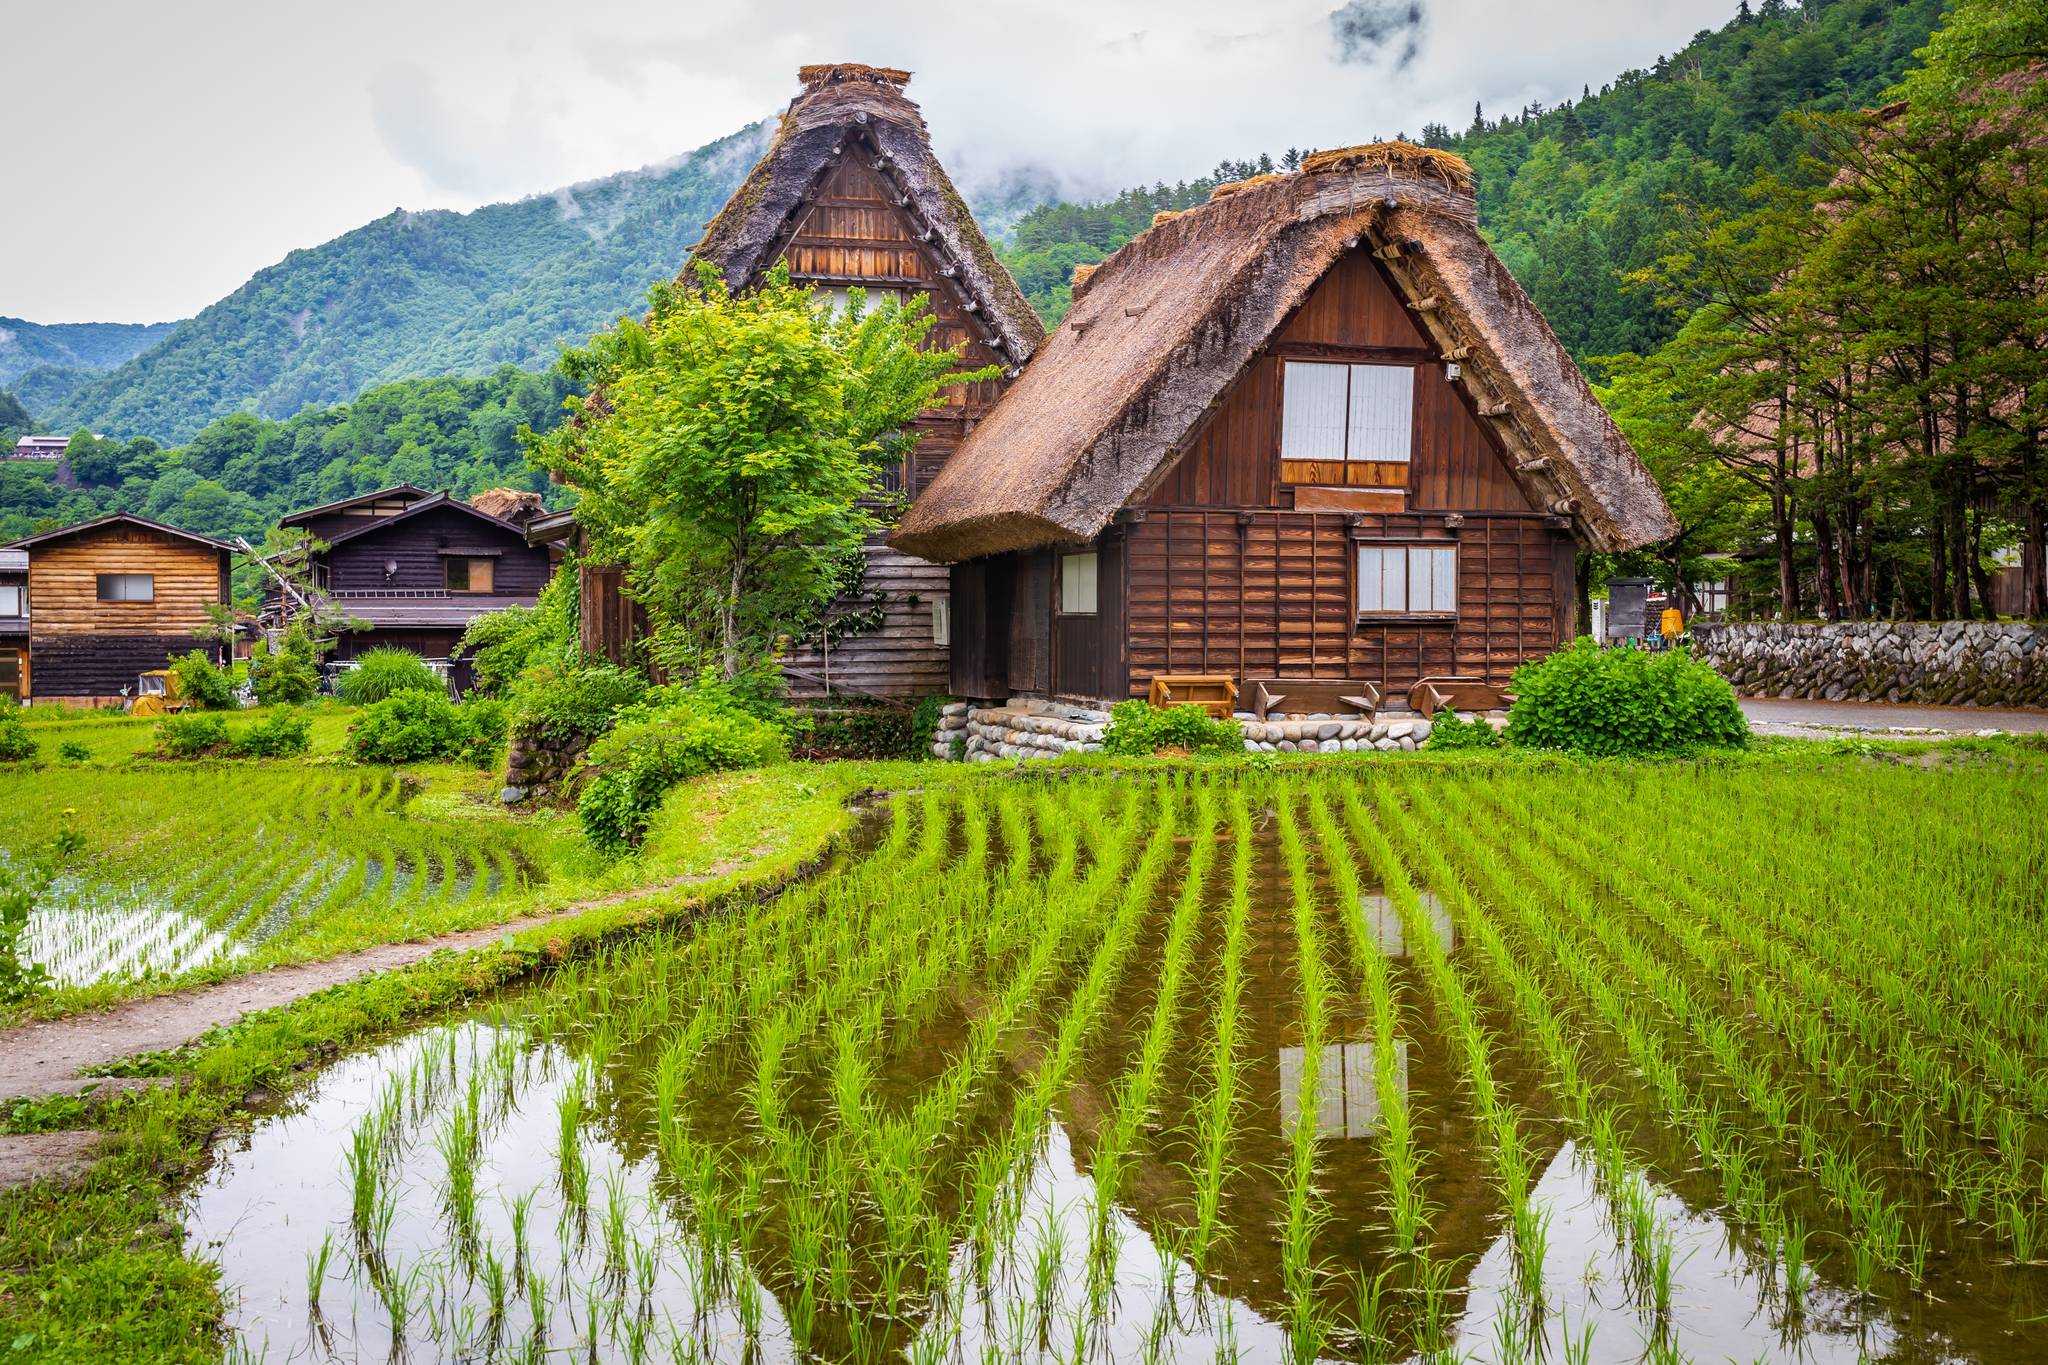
[1660,607,1685,638]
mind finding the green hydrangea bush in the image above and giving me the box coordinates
[1505,638,1748,757]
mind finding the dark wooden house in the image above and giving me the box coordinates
[566,63,1043,700]
[271,487,552,690]
[2,513,234,702]
[891,144,1676,707]
[0,548,28,701]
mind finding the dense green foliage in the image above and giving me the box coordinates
[1101,698,1245,756]
[999,0,1946,354]
[1506,638,1749,756]
[0,391,32,446]
[168,650,236,710]
[228,709,313,759]
[576,691,788,852]
[0,365,573,547]
[454,565,579,699]
[506,657,648,745]
[152,713,232,760]
[534,267,988,681]
[39,129,770,444]
[347,691,504,766]
[247,628,321,707]
[0,701,34,763]
[1605,0,2048,621]
[335,648,446,706]
[1423,709,1504,750]
[0,318,176,391]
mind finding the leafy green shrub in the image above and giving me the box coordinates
[154,712,231,759]
[57,740,92,763]
[0,701,34,763]
[794,703,917,759]
[249,628,321,706]
[347,691,504,766]
[509,656,649,744]
[910,695,954,760]
[1101,699,1244,757]
[459,698,509,767]
[1505,639,1749,757]
[577,693,787,853]
[456,566,576,698]
[170,650,236,709]
[231,710,312,758]
[1425,709,1503,750]
[336,648,445,706]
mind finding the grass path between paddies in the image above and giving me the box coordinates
[0,763,898,1187]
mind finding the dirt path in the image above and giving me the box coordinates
[0,878,703,1110]
[1739,697,2048,739]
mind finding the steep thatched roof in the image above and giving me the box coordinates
[689,65,1043,366]
[892,143,1675,561]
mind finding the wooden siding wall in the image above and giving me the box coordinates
[1123,511,1565,695]
[326,507,551,595]
[25,529,226,637]
[579,564,645,667]
[784,540,951,701]
[26,634,213,699]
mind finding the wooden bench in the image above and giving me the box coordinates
[1407,676,1507,719]
[1146,674,1239,718]
[1245,679,1381,720]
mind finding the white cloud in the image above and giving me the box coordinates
[1,0,1738,322]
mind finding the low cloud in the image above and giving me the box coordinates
[1330,0,1427,70]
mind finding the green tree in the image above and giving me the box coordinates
[534,266,991,682]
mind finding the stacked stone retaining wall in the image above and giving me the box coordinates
[930,699,1436,761]
[1692,621,2048,707]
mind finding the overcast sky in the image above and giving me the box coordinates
[4,0,1737,324]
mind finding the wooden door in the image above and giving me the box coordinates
[1053,549,1103,700]
[0,647,22,701]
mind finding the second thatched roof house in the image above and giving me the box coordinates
[890,143,1676,708]
[553,63,1043,702]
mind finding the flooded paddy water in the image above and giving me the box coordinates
[183,764,2048,1362]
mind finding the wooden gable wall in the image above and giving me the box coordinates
[1073,249,1573,703]
[325,506,550,596]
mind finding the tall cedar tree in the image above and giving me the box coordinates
[533,265,992,681]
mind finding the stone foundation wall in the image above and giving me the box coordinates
[500,729,589,804]
[930,698,1438,761]
[1692,621,2048,707]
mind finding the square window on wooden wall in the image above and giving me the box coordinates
[95,573,154,603]
[1059,552,1098,616]
[445,557,494,593]
[1281,361,1415,463]
[1357,544,1456,616]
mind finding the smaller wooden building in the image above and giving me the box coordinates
[269,487,553,691]
[2,513,234,702]
[891,145,1676,707]
[0,548,27,701]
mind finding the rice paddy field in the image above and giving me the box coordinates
[0,762,580,998]
[176,754,2048,1364]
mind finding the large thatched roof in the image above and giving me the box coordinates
[689,64,1044,367]
[891,143,1675,561]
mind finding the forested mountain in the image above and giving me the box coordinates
[997,0,1949,353]
[39,125,774,444]
[0,318,178,400]
[0,367,573,550]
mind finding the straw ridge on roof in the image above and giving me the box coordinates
[891,146,1674,562]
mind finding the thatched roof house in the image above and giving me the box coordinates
[690,63,1043,369]
[893,143,1673,563]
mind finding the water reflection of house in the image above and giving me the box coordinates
[1359,890,1454,956]
[1278,1039,1408,1139]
